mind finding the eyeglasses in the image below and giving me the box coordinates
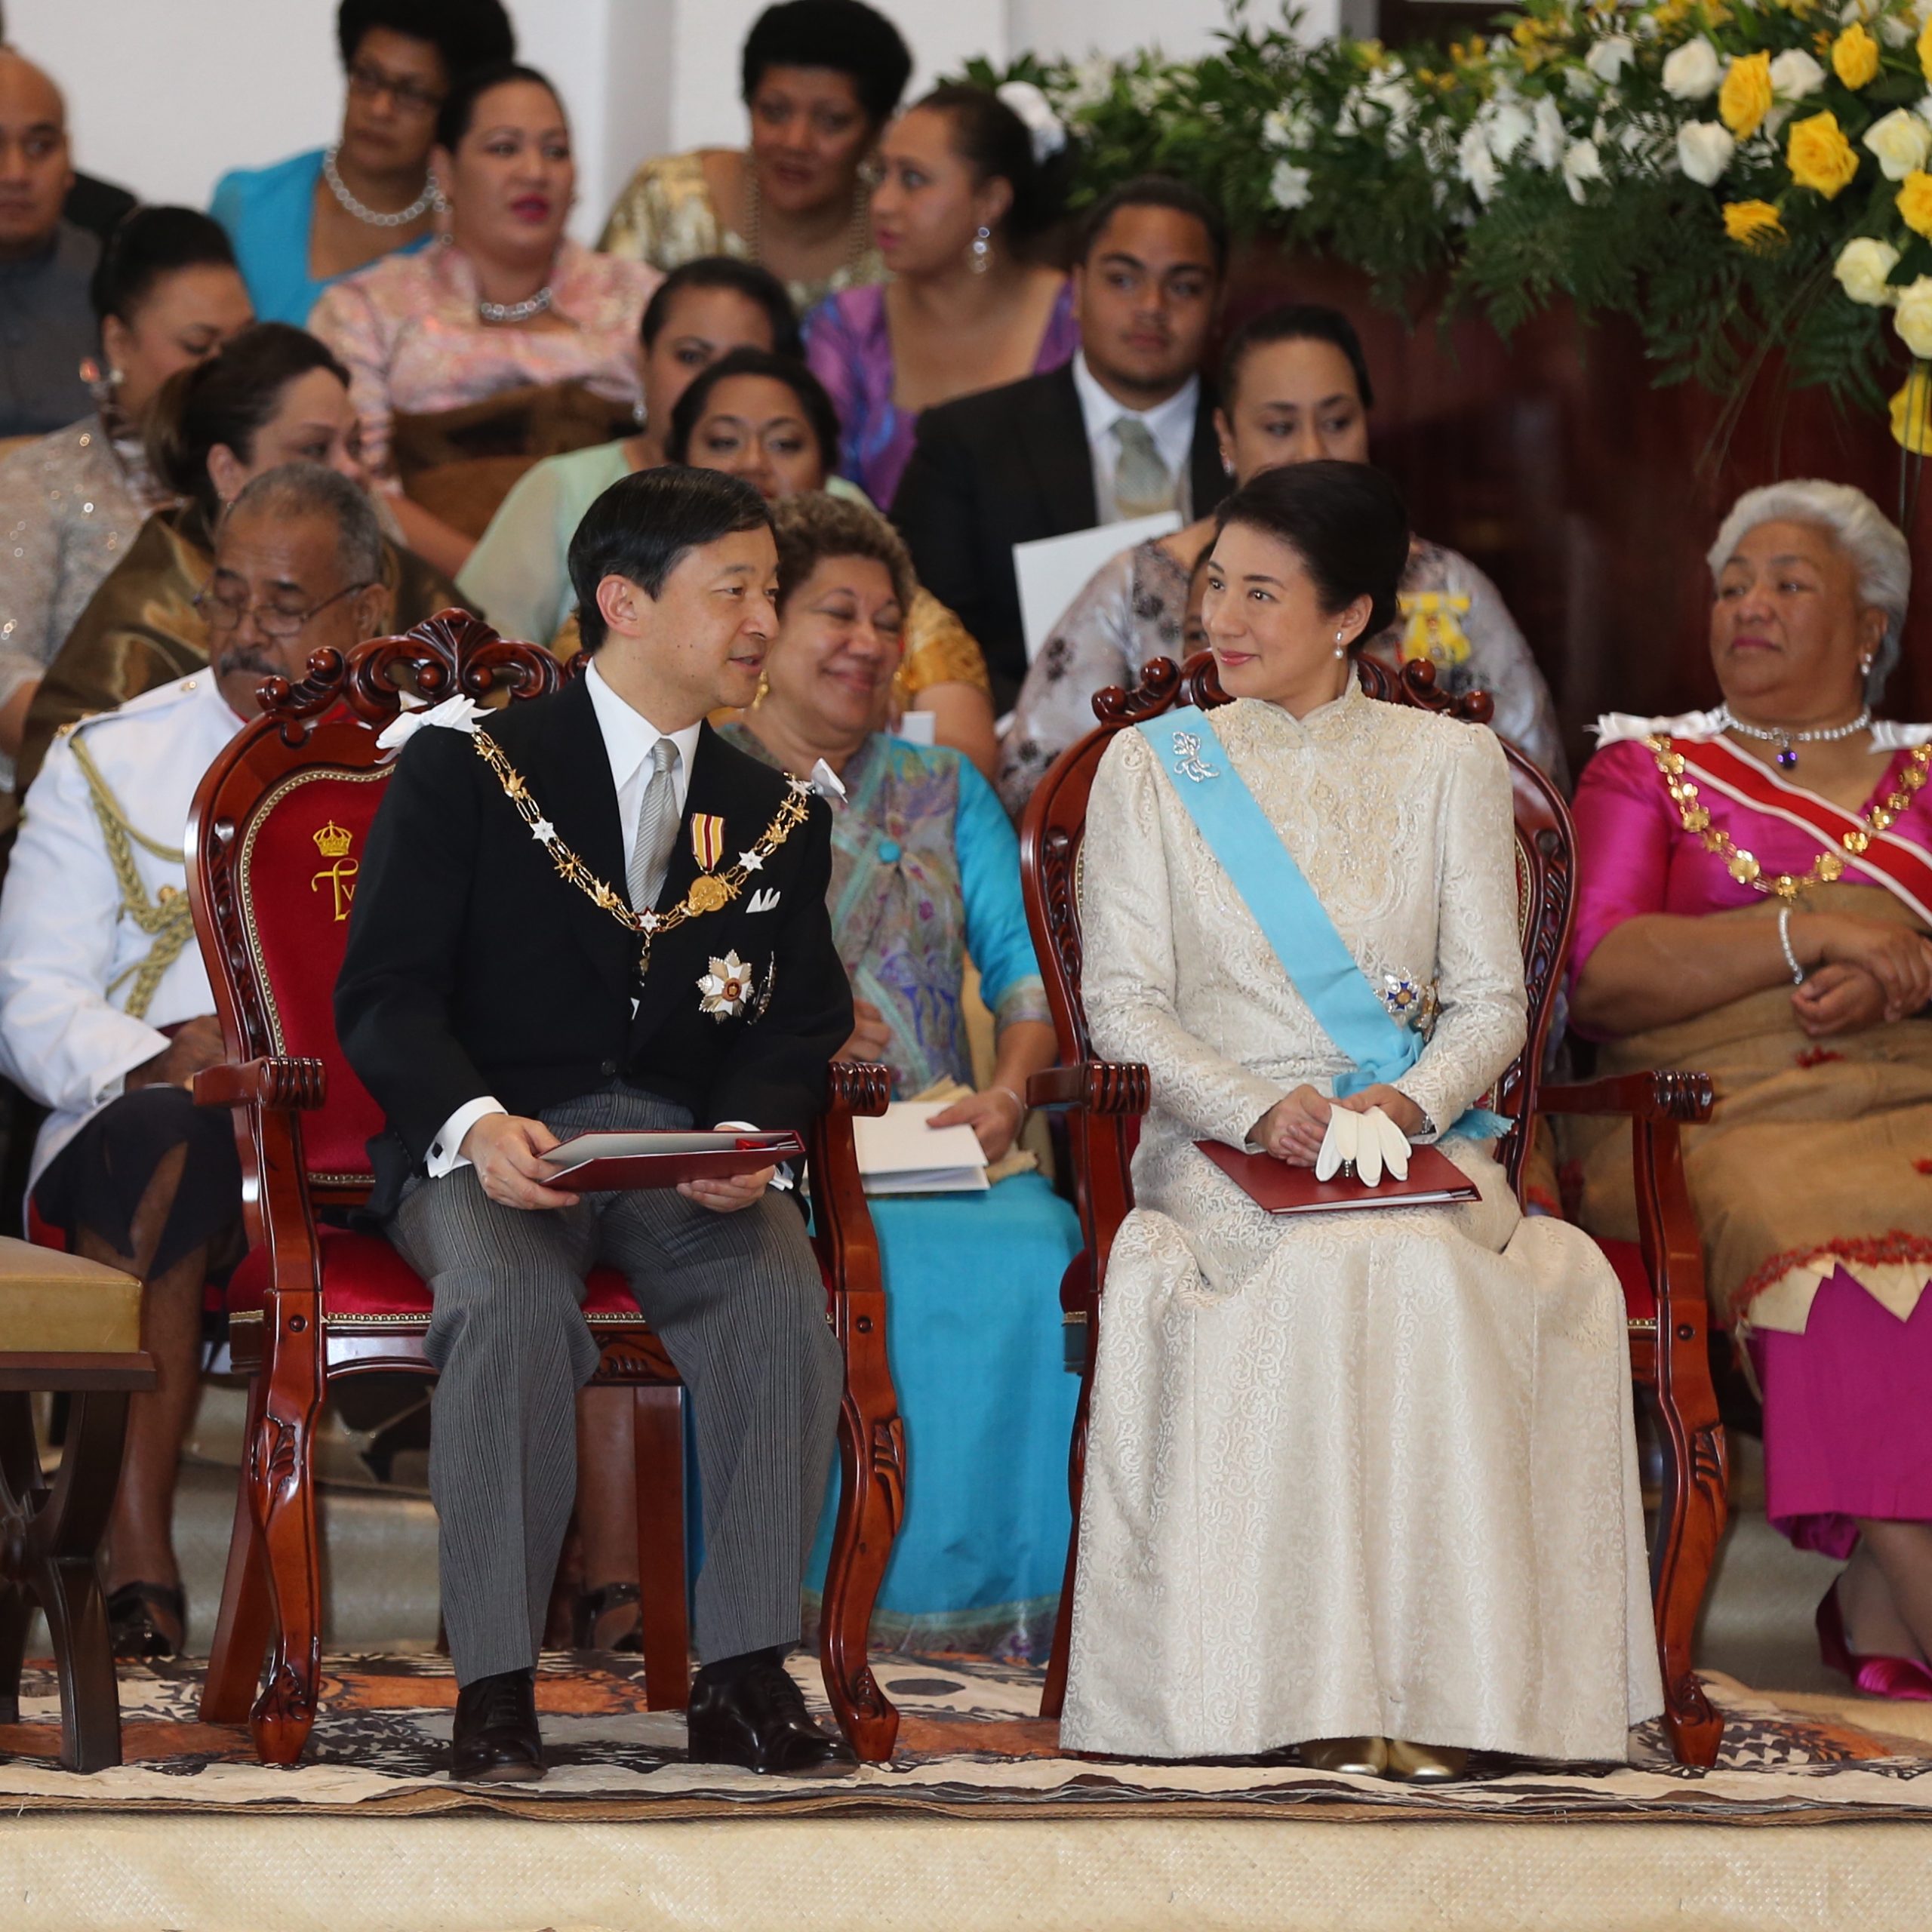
[194,580,374,640]
[346,61,445,118]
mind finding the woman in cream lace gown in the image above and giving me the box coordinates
[1064,461,1660,1775]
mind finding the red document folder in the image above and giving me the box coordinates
[1195,1139,1480,1215]
[540,1129,805,1191]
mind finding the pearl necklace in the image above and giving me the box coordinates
[477,285,554,325]
[1716,703,1872,772]
[321,145,439,229]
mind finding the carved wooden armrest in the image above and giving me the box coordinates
[192,1057,327,1112]
[1027,1060,1149,1116]
[1538,1071,1713,1124]
[823,1060,890,1118]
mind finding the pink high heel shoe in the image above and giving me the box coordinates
[1817,1580,1932,1702]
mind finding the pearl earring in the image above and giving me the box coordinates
[969,225,992,274]
[1333,629,1346,660]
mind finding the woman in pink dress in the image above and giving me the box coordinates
[804,83,1076,509]
[309,60,657,578]
[1567,479,1932,1699]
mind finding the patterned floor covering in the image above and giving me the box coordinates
[4,1652,1932,1823]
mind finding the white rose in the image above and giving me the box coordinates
[1882,11,1917,47]
[1586,35,1635,85]
[1920,93,1932,128]
[996,80,1068,163]
[1562,137,1605,203]
[1269,158,1313,211]
[1835,237,1901,306]
[1485,100,1534,162]
[1865,106,1932,181]
[1262,103,1315,152]
[1457,122,1501,203]
[1531,94,1567,171]
[1662,37,1723,100]
[1894,275,1932,358]
[1767,49,1825,101]
[1676,119,1736,185]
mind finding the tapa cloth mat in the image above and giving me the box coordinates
[3,1652,1931,1823]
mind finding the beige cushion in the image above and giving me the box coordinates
[0,1236,143,1354]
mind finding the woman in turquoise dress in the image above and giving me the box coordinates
[723,491,1081,1658]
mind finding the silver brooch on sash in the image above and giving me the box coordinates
[1171,729,1220,783]
[1379,973,1439,1038]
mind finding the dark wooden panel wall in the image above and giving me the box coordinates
[1227,251,1930,777]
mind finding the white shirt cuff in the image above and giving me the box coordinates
[427,1096,506,1177]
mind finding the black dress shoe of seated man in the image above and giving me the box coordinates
[687,1654,845,1774]
[451,1666,544,1783]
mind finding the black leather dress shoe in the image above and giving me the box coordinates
[451,1667,544,1783]
[686,1660,846,1774]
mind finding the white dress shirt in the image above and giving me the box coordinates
[426,660,707,1174]
[1069,352,1201,526]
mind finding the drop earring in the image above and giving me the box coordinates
[1333,629,1346,660]
[969,225,992,274]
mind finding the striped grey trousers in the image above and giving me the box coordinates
[386,1084,841,1686]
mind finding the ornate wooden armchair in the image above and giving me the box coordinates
[1020,651,1728,1768]
[186,614,905,1766]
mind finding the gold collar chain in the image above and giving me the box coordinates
[1648,735,1932,900]
[472,728,811,974]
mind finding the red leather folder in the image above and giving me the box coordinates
[540,1129,805,1191]
[1195,1139,1480,1215]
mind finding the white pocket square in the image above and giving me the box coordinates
[746,887,782,914]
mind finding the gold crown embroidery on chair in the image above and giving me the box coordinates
[312,820,354,859]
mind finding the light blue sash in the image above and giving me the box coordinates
[1137,706,1507,1140]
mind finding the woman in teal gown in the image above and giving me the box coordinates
[722,491,1081,1658]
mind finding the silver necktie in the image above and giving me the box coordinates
[627,736,681,912]
[1112,416,1176,520]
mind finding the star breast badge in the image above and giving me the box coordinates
[697,951,757,1019]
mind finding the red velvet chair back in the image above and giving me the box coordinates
[1019,651,1575,1197]
[188,614,559,1211]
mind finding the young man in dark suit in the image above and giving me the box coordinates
[890,176,1230,709]
[336,468,854,1783]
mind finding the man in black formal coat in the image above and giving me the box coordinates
[891,177,1230,709]
[337,469,854,1783]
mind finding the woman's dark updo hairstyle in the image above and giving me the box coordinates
[641,256,801,359]
[912,83,1071,242]
[336,0,515,79]
[435,60,561,153]
[89,207,237,328]
[740,0,912,128]
[1221,303,1376,413]
[146,323,351,519]
[666,348,841,477]
[1215,460,1410,644]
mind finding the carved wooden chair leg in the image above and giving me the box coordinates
[23,1389,132,1771]
[1038,1374,1090,1721]
[631,1381,689,1712]
[1649,1379,1728,1768]
[247,1338,325,1765]
[820,1378,904,1762]
[0,1392,42,1729]
[201,1377,273,1724]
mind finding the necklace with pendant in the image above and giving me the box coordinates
[322,145,440,229]
[1716,703,1872,772]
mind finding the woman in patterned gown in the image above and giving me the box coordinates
[1063,460,1659,1774]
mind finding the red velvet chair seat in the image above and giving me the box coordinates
[226,1229,641,1325]
[1600,1238,1657,1325]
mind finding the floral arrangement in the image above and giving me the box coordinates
[964,1,1932,447]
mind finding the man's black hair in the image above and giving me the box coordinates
[1078,174,1229,279]
[568,467,773,652]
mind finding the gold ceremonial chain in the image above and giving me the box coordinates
[1647,736,1932,901]
[472,729,811,975]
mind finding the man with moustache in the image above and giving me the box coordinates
[0,463,392,1663]
[335,466,853,1783]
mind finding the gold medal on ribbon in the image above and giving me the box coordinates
[688,872,731,914]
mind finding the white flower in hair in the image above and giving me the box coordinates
[998,79,1069,163]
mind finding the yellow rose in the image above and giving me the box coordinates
[1890,365,1932,456]
[1831,21,1880,90]
[1900,169,1932,238]
[1920,19,1932,87]
[1786,110,1860,198]
[1722,198,1786,247]
[1718,51,1774,137]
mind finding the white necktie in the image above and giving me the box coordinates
[627,737,681,912]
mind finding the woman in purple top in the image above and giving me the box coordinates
[804,82,1077,509]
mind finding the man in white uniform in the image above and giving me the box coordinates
[0,463,390,1658]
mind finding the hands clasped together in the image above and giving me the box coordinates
[1250,1082,1427,1174]
[1792,913,1932,1038]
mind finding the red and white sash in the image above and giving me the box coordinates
[1664,736,1932,927]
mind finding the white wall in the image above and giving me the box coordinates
[6,1,1337,239]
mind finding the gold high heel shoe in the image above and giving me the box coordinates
[1299,1736,1389,1777]
[1384,1738,1469,1783]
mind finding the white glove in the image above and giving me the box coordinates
[1314,1105,1356,1182]
[1363,1104,1411,1181]
[1315,1103,1412,1186]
